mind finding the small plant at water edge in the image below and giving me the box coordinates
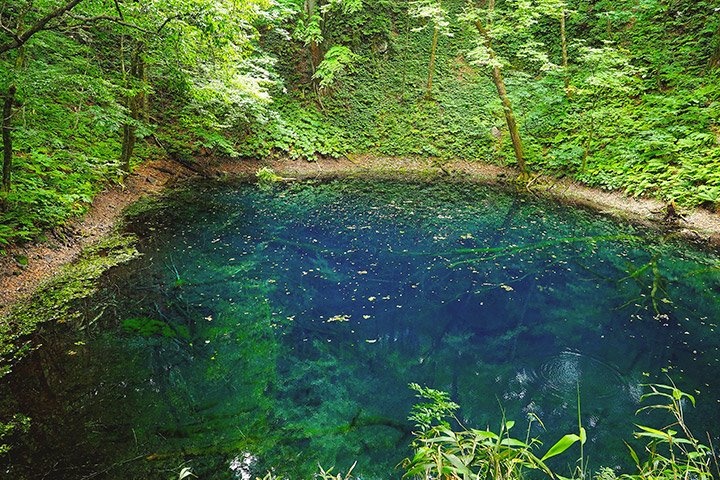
[403,380,716,480]
[622,381,718,480]
[256,167,295,190]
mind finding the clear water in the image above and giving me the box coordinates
[2,179,720,479]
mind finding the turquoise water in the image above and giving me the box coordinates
[2,179,720,479]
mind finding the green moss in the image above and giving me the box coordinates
[121,195,169,219]
[122,317,191,339]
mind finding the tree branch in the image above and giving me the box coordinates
[155,14,183,34]
[0,0,86,55]
[112,0,124,20]
[65,14,153,34]
[63,13,184,36]
[0,22,21,43]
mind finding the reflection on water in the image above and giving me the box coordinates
[2,179,720,479]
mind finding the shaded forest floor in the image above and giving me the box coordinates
[2,155,720,316]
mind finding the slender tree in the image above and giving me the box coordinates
[409,0,453,99]
[1,84,15,195]
[463,0,527,177]
[293,0,362,104]
[303,0,323,72]
[119,42,144,173]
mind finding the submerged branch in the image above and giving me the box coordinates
[447,234,638,267]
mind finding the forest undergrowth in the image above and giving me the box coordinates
[0,0,719,248]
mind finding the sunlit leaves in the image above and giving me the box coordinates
[574,42,643,96]
[313,45,358,91]
[408,383,459,432]
[409,0,452,36]
[321,0,363,16]
[295,14,324,45]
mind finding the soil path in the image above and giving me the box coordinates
[0,158,196,316]
[2,155,719,317]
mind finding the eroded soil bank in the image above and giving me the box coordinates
[2,155,719,316]
[0,158,196,316]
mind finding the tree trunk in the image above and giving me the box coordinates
[425,26,439,99]
[710,24,720,70]
[309,41,323,73]
[304,0,325,107]
[120,44,143,174]
[141,56,149,122]
[473,21,527,177]
[491,66,526,176]
[561,10,569,94]
[305,0,323,71]
[120,123,136,174]
[2,85,16,195]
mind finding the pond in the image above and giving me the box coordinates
[2,179,720,479]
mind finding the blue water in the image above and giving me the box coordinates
[2,179,720,479]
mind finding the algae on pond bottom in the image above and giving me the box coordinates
[1,179,720,479]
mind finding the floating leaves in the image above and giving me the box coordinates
[327,314,351,323]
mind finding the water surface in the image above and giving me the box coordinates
[2,179,720,479]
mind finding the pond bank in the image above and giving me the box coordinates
[0,158,196,317]
[2,154,719,317]
[216,155,720,245]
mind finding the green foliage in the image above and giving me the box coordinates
[405,385,553,480]
[408,383,459,432]
[623,381,715,480]
[0,30,126,246]
[314,45,359,92]
[404,381,715,480]
[255,166,285,190]
[2,0,720,249]
[122,317,191,339]
[0,413,30,456]
[256,0,720,208]
[405,422,553,480]
[239,99,349,160]
[257,462,358,480]
[0,0,276,247]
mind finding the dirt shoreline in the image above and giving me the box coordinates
[2,155,719,317]
[0,158,197,317]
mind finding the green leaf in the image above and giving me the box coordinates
[443,453,472,476]
[541,434,581,461]
[500,438,530,448]
[634,424,671,441]
[470,429,500,440]
[424,436,458,444]
[625,442,640,467]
